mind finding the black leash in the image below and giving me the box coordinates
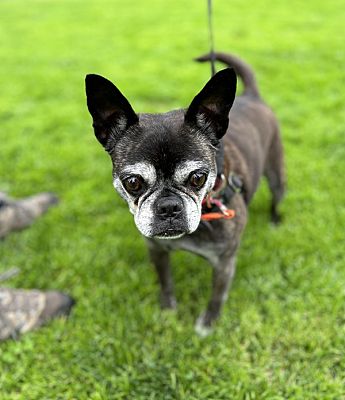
[207,0,225,183]
[207,0,216,77]
[205,0,244,203]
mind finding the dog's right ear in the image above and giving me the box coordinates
[85,74,138,147]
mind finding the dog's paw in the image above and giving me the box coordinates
[160,294,177,310]
[194,313,214,337]
[270,204,283,225]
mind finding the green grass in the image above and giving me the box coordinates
[0,0,345,398]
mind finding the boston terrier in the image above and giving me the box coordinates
[85,52,285,335]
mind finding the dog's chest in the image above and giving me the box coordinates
[168,237,220,265]
[149,220,235,266]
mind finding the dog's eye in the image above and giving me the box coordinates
[123,176,144,194]
[189,171,207,189]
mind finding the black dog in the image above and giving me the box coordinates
[85,52,285,335]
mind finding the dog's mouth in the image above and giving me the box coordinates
[153,228,185,240]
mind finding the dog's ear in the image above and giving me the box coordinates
[85,74,138,147]
[185,68,237,142]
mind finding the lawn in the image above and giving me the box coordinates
[0,0,345,398]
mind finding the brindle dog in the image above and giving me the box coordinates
[85,52,285,335]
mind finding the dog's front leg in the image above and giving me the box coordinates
[195,254,236,336]
[147,242,177,309]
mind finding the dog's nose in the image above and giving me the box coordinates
[156,196,183,219]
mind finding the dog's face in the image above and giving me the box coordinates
[85,69,236,239]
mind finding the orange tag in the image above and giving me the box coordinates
[201,209,235,221]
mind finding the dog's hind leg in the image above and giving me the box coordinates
[264,126,286,223]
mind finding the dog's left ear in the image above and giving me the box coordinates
[85,74,138,147]
[185,68,237,142]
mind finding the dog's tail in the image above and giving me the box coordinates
[195,52,260,98]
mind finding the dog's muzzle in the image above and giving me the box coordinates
[155,195,183,220]
[152,194,187,238]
